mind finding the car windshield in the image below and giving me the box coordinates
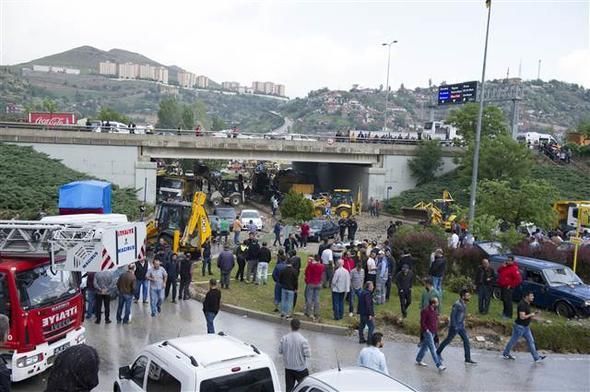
[161,179,183,189]
[15,264,78,310]
[476,241,504,256]
[242,211,259,219]
[544,267,583,286]
[216,209,236,218]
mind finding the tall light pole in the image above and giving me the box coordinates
[382,40,398,131]
[468,0,493,224]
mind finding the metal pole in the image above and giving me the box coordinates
[468,2,492,224]
[383,45,392,131]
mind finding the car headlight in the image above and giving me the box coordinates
[16,353,44,368]
[585,300,590,307]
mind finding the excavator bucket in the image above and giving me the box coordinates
[401,207,431,222]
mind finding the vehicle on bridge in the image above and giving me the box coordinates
[476,241,590,318]
[0,215,147,382]
[115,333,281,392]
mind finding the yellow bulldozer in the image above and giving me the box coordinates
[312,188,362,218]
[401,190,457,231]
[147,191,212,254]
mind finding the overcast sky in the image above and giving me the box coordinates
[1,0,588,97]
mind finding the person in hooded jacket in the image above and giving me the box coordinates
[44,344,99,392]
[429,249,446,293]
[498,256,523,319]
[179,254,193,300]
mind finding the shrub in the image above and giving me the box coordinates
[447,246,486,279]
[445,275,475,293]
[512,241,590,282]
[392,225,448,277]
[279,190,314,222]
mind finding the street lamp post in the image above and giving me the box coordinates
[382,40,398,131]
[468,1,493,224]
[386,186,393,200]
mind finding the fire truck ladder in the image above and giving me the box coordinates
[0,220,145,272]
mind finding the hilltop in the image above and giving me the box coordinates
[281,80,590,135]
[16,45,166,73]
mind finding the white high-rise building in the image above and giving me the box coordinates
[154,67,168,84]
[99,61,117,76]
[273,84,286,96]
[196,75,209,88]
[177,71,196,88]
[222,81,240,91]
[252,81,265,93]
[139,64,156,80]
[118,63,139,79]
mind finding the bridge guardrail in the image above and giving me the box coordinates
[0,121,458,146]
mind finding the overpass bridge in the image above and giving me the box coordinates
[0,125,462,204]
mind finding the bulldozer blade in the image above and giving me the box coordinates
[401,207,430,222]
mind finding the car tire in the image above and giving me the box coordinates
[211,198,222,207]
[555,301,575,319]
[492,287,501,300]
[230,195,241,206]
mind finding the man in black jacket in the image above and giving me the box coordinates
[429,250,446,293]
[179,254,193,300]
[245,233,260,283]
[134,258,149,303]
[475,258,496,314]
[165,253,180,302]
[395,264,414,318]
[283,233,298,255]
[0,314,9,392]
[203,279,221,334]
[257,242,272,285]
[278,261,299,319]
[347,218,358,241]
[338,218,348,241]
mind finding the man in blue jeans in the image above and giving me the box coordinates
[358,281,375,344]
[202,279,221,334]
[503,291,547,362]
[146,258,167,317]
[116,264,137,324]
[85,272,96,319]
[436,289,477,364]
[416,297,446,371]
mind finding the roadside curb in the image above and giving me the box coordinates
[191,287,351,336]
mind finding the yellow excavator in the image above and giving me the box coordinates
[312,188,362,218]
[147,191,211,254]
[401,190,456,231]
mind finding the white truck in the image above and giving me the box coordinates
[516,132,558,147]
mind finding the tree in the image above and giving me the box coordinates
[446,103,508,145]
[461,134,532,182]
[181,106,195,129]
[157,98,181,129]
[211,116,227,132]
[477,179,558,229]
[280,190,314,222]
[97,107,130,124]
[408,140,444,185]
[194,100,211,130]
[42,98,58,114]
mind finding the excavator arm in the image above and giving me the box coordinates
[180,192,211,249]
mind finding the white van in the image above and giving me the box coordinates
[517,132,558,146]
[115,334,282,391]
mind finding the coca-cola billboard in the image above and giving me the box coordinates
[28,112,77,125]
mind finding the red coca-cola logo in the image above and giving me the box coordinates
[28,112,77,125]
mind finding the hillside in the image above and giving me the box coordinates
[281,80,590,135]
[16,46,164,73]
[0,143,143,219]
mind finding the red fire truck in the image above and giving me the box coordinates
[0,216,146,382]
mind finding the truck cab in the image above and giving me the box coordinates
[0,258,85,381]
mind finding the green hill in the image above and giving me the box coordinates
[16,45,164,73]
[0,143,143,220]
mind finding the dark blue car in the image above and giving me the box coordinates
[476,241,590,318]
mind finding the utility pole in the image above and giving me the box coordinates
[468,0,493,224]
[537,59,542,80]
[382,40,398,131]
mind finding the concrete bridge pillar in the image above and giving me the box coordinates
[365,166,387,205]
[135,159,157,205]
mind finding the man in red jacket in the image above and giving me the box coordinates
[304,256,325,320]
[497,256,522,319]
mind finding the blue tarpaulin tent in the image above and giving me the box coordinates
[58,180,112,214]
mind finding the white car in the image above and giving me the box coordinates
[115,334,281,392]
[240,209,264,231]
[293,366,417,392]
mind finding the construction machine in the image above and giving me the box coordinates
[401,190,456,231]
[147,191,212,254]
[553,200,590,234]
[209,177,244,207]
[331,188,362,218]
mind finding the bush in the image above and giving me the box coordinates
[392,225,448,277]
[279,190,314,222]
[512,241,590,282]
[445,275,475,293]
[447,246,485,279]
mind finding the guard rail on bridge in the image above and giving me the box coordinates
[0,121,458,147]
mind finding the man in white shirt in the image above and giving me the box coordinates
[450,232,460,249]
[357,332,389,375]
[366,250,377,287]
[331,259,350,320]
[321,246,334,289]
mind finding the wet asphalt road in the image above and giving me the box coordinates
[12,297,590,392]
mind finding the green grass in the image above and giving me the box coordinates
[195,253,590,353]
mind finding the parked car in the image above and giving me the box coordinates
[476,241,590,318]
[298,219,339,242]
[292,366,417,392]
[240,209,264,231]
[212,207,237,226]
[115,333,281,391]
